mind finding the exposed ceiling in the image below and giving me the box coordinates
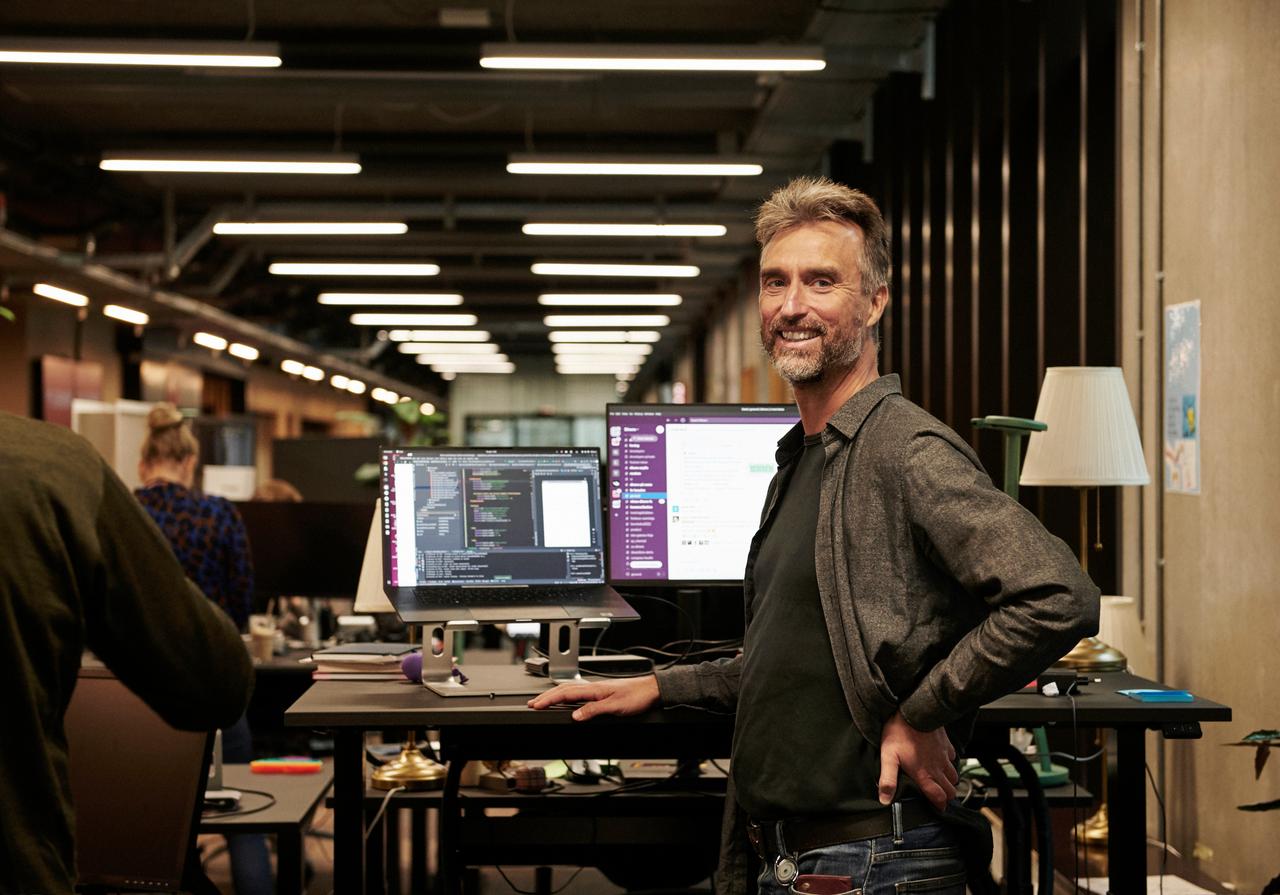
[0,0,943,396]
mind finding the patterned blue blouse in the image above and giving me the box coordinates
[135,481,254,630]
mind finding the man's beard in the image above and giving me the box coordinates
[760,315,864,384]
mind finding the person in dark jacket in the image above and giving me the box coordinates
[530,177,1099,895]
[0,412,253,895]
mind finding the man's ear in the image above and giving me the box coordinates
[866,284,889,328]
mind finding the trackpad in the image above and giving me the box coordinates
[469,607,569,622]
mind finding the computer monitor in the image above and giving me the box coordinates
[607,403,799,585]
[381,447,606,588]
[236,500,377,599]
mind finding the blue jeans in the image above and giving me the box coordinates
[221,715,274,895]
[756,821,966,895]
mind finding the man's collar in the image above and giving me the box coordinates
[774,374,901,464]
[825,373,901,439]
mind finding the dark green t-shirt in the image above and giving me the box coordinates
[731,432,882,820]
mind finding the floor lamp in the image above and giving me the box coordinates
[1018,367,1150,842]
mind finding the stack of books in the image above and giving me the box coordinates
[307,643,417,681]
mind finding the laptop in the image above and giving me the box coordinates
[380,447,638,624]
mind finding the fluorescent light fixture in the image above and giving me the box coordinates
[544,314,670,328]
[481,43,824,73]
[397,342,501,355]
[552,343,652,356]
[557,367,641,375]
[228,342,259,361]
[280,359,307,375]
[387,329,491,342]
[532,262,698,278]
[270,262,438,276]
[33,283,89,307]
[523,223,726,237]
[0,38,282,68]
[192,331,227,351]
[538,293,681,307]
[346,379,366,395]
[318,292,462,306]
[214,222,407,236]
[102,152,359,175]
[102,304,149,325]
[330,374,351,389]
[416,353,509,365]
[349,313,477,327]
[548,330,662,343]
[371,387,400,404]
[510,155,760,177]
[420,402,437,414]
[430,362,515,374]
[302,365,324,381]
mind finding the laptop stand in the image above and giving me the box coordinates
[418,619,611,698]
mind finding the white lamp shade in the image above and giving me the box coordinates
[354,498,395,613]
[1019,367,1150,486]
[1097,596,1153,677]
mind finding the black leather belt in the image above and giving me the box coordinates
[747,802,939,860]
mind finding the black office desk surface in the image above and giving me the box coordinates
[200,762,333,895]
[286,668,1229,895]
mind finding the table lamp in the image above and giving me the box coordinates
[1019,367,1150,672]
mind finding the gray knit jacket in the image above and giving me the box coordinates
[654,374,1099,895]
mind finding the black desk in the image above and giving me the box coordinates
[285,669,1230,895]
[200,763,333,895]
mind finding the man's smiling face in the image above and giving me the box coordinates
[758,219,873,384]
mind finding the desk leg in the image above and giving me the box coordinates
[440,758,464,895]
[276,828,302,895]
[1109,727,1146,893]
[334,729,367,895]
[411,807,429,895]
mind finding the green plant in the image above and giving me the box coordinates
[0,306,14,322]
[1231,730,1280,894]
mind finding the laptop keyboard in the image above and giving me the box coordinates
[414,586,591,606]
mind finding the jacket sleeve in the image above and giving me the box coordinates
[84,460,254,731]
[654,654,741,713]
[896,433,1099,732]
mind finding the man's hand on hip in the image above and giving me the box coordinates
[878,710,959,812]
[526,674,660,721]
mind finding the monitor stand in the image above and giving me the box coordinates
[420,618,610,698]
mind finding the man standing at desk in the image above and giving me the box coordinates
[530,177,1098,894]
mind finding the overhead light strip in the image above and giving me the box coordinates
[547,330,662,343]
[551,343,652,356]
[0,38,282,68]
[33,283,89,307]
[102,153,361,175]
[397,342,501,355]
[532,262,698,278]
[387,329,491,342]
[215,222,407,235]
[538,293,681,307]
[480,43,824,73]
[271,262,439,276]
[543,314,670,328]
[349,313,478,326]
[523,223,726,237]
[510,156,760,177]
[318,292,462,306]
[103,304,149,325]
[192,331,228,351]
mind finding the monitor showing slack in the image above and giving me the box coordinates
[607,403,799,584]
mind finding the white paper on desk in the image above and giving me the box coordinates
[1083,876,1214,894]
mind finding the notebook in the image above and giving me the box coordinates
[380,447,637,624]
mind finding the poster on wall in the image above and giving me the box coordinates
[1163,300,1201,495]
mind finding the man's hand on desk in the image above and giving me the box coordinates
[527,674,661,721]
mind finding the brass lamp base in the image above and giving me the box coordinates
[1058,636,1127,673]
[1074,803,1109,843]
[371,735,447,791]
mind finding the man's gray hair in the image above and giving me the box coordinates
[754,176,892,299]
